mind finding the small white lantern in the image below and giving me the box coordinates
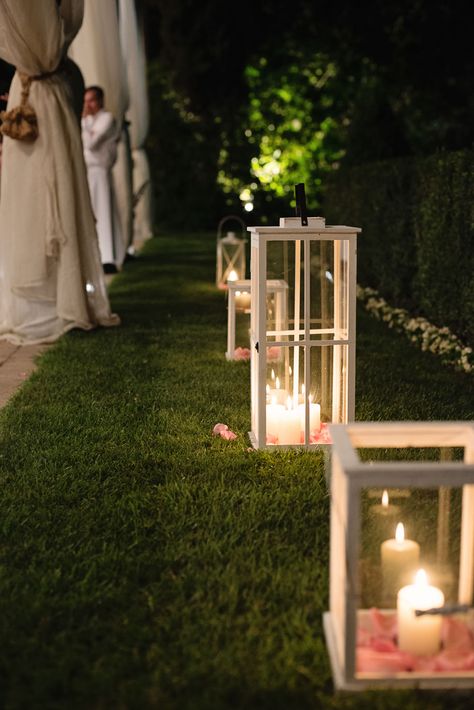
[248,216,360,448]
[226,278,288,360]
[325,421,474,690]
[216,216,246,289]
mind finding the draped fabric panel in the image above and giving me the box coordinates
[69,0,133,259]
[0,0,118,344]
[119,0,153,246]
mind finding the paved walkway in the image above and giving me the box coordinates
[0,341,50,408]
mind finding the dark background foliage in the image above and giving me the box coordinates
[142,0,474,227]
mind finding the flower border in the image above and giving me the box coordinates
[357,285,473,374]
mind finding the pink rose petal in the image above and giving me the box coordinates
[234,347,251,361]
[266,346,280,361]
[266,433,278,445]
[220,429,237,440]
[357,647,416,673]
[213,423,228,435]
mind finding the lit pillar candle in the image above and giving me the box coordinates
[371,490,401,520]
[397,569,444,655]
[270,396,301,445]
[267,376,288,405]
[298,396,321,434]
[227,269,238,282]
[266,397,284,441]
[235,290,251,310]
[381,523,420,603]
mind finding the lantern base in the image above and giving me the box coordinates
[323,610,474,690]
[248,429,332,450]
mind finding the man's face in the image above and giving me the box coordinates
[83,90,102,116]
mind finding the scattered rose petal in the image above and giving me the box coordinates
[356,609,474,674]
[213,423,228,435]
[266,433,278,445]
[234,346,251,361]
[220,429,237,440]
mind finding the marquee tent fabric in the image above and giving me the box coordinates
[0,0,119,345]
[119,0,153,248]
[69,0,132,264]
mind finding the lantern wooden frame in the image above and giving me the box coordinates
[216,216,247,288]
[324,421,474,690]
[226,278,288,361]
[248,217,360,449]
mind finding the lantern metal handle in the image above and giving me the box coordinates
[217,214,246,242]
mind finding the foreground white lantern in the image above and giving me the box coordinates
[325,421,474,690]
[226,278,288,361]
[248,217,360,448]
[216,216,246,288]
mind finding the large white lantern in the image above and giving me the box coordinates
[216,216,246,289]
[248,216,360,448]
[325,421,474,690]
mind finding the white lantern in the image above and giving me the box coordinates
[248,216,360,448]
[216,216,246,289]
[325,421,474,690]
[226,278,288,361]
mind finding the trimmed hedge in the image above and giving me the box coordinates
[324,149,474,344]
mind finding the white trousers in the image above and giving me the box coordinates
[86,165,122,265]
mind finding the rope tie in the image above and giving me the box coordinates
[0,62,65,142]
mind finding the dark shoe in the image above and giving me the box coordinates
[103,263,118,274]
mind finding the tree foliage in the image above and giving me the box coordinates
[143,0,474,226]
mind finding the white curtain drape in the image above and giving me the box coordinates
[119,0,153,247]
[69,0,133,263]
[0,0,119,345]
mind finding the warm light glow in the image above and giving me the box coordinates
[415,569,428,586]
[236,291,241,296]
[395,522,405,544]
[289,366,292,376]
[309,393,314,403]
[271,369,275,381]
[275,376,280,389]
[266,384,270,394]
[286,396,293,410]
[382,489,389,507]
[244,202,254,212]
[228,270,238,281]
[86,282,95,294]
[301,383,305,396]
[271,395,277,406]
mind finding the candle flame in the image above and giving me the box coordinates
[395,522,405,544]
[289,365,292,376]
[271,369,275,381]
[276,376,280,389]
[236,291,241,296]
[301,383,305,396]
[228,270,238,281]
[415,569,428,586]
[382,489,389,507]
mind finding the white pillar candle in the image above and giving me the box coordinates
[268,396,301,445]
[298,397,321,435]
[397,569,444,656]
[235,290,251,310]
[266,399,284,441]
[381,523,420,602]
[267,376,288,405]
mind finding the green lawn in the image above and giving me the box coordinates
[0,232,473,710]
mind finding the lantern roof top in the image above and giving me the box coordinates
[248,216,361,234]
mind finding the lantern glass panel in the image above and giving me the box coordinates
[265,239,303,343]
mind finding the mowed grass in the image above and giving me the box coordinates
[0,232,473,710]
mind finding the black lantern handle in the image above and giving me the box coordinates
[294,183,308,226]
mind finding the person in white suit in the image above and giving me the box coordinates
[81,85,122,273]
